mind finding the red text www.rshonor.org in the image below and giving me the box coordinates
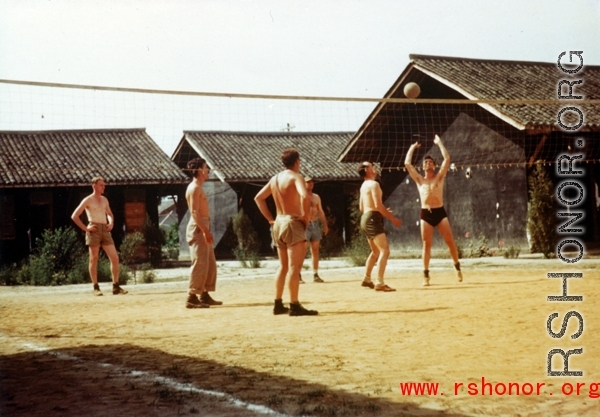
[399,378,600,398]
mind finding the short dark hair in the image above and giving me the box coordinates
[187,157,207,177]
[358,161,371,179]
[423,155,437,166]
[281,148,300,168]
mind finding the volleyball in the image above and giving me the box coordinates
[403,82,421,98]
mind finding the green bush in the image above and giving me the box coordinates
[219,217,238,256]
[346,236,370,266]
[344,192,370,266]
[503,245,521,259]
[143,215,166,267]
[139,263,157,283]
[120,231,144,283]
[233,247,262,268]
[527,163,557,258]
[10,226,130,286]
[120,231,145,266]
[162,221,180,260]
[319,210,345,259]
[0,264,20,286]
[468,233,495,257]
[67,254,91,284]
[96,253,130,285]
[19,226,85,286]
[67,252,130,285]
[455,238,465,259]
[232,209,262,268]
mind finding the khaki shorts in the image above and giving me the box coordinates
[272,215,306,249]
[86,223,115,246]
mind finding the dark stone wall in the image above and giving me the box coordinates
[384,113,529,251]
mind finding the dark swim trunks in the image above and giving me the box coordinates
[360,211,385,239]
[420,207,448,227]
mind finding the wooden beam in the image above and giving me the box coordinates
[527,134,548,168]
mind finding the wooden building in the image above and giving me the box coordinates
[0,128,188,266]
[339,54,600,250]
[171,131,360,256]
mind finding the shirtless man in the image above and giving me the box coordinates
[71,177,127,296]
[184,157,222,308]
[358,162,402,292]
[304,176,329,283]
[405,135,463,286]
[255,148,318,316]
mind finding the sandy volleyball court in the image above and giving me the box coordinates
[1,256,599,416]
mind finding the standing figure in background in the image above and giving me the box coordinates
[304,176,329,283]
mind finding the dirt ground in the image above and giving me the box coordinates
[1,256,599,417]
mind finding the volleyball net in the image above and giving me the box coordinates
[0,78,598,175]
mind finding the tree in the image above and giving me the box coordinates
[527,163,557,258]
[232,209,261,268]
[345,192,370,266]
[142,215,166,267]
[119,231,144,284]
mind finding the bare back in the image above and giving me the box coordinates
[271,170,305,218]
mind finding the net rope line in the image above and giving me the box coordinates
[1,78,598,105]
[0,78,597,178]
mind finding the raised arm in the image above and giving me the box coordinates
[254,178,275,225]
[434,135,451,179]
[404,142,423,183]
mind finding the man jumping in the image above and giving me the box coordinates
[405,135,463,286]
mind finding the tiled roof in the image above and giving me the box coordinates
[411,54,600,130]
[173,131,358,182]
[339,54,600,164]
[0,129,189,188]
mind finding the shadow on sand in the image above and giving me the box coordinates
[1,343,471,417]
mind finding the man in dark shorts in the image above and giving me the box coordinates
[255,148,318,316]
[405,135,463,286]
[358,162,402,292]
[72,177,127,296]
